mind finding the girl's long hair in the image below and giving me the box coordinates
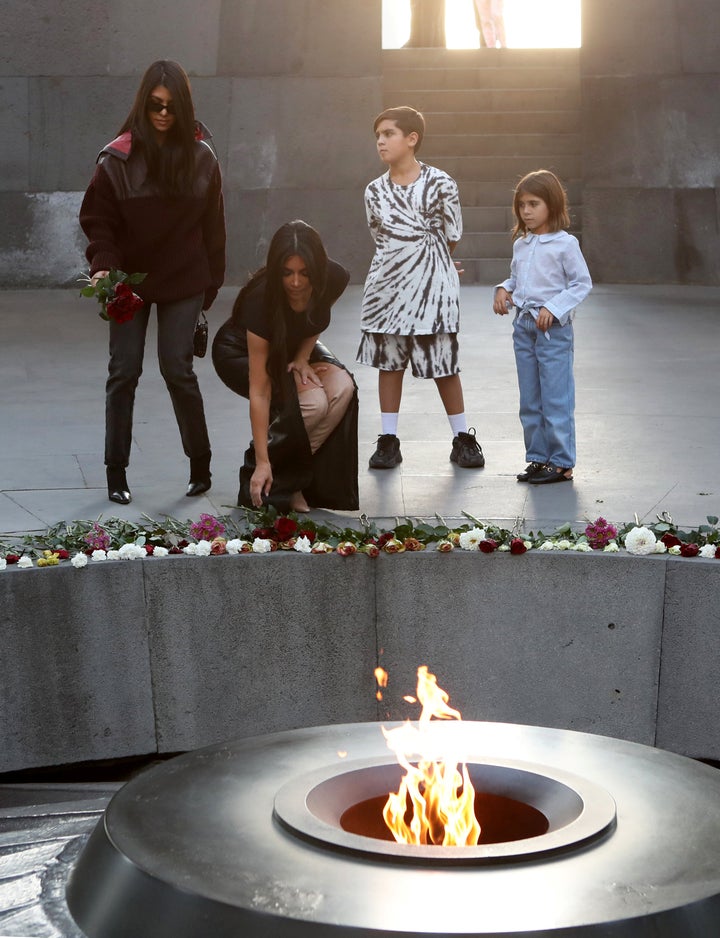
[512,169,571,240]
[119,60,197,197]
[234,220,328,394]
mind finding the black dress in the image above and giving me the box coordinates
[212,260,359,511]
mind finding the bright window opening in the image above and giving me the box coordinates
[383,0,582,49]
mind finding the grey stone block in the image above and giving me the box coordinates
[582,187,720,285]
[145,554,378,752]
[0,3,110,76]
[582,0,680,76]
[226,75,381,190]
[374,551,665,744]
[656,559,720,760]
[0,564,155,772]
[29,77,138,192]
[0,192,86,287]
[225,187,374,286]
[0,78,29,190]
[218,0,382,77]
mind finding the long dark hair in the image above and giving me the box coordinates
[234,220,328,393]
[119,60,197,196]
[512,169,570,240]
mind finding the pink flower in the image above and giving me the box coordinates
[585,517,618,550]
[189,513,225,542]
[84,522,111,552]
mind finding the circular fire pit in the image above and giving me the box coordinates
[67,721,720,936]
[274,754,616,862]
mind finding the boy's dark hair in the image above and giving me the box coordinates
[512,169,571,239]
[373,106,425,154]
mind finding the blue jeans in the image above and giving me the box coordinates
[105,294,210,467]
[512,313,575,468]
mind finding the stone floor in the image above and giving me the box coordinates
[2,283,719,539]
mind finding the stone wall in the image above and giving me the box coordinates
[580,0,720,284]
[2,551,719,773]
[0,0,381,288]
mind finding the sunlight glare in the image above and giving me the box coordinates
[383,0,581,49]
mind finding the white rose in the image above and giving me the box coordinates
[106,549,121,560]
[603,541,619,552]
[71,553,88,569]
[624,526,657,555]
[0,558,7,570]
[17,555,34,568]
[556,539,572,551]
[91,549,107,562]
[195,539,212,557]
[294,536,312,554]
[118,543,144,560]
[153,546,169,558]
[668,544,681,555]
[183,543,198,556]
[575,542,592,552]
[459,527,486,550]
[538,540,555,551]
[252,537,273,553]
[653,540,668,554]
[225,539,248,554]
[700,543,717,558]
[498,544,510,552]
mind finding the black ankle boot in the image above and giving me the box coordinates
[186,454,211,497]
[107,466,131,505]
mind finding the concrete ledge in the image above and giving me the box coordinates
[0,552,718,772]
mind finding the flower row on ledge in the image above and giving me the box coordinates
[1,509,719,571]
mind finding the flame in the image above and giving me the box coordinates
[374,666,388,700]
[381,666,480,846]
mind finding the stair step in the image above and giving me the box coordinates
[384,66,580,92]
[426,154,581,182]
[422,132,580,158]
[424,110,581,134]
[458,257,514,285]
[386,87,580,112]
[383,48,580,69]
[457,179,583,205]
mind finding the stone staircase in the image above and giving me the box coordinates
[382,47,582,283]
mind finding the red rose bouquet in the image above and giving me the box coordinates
[79,269,146,323]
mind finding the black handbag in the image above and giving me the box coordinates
[193,312,208,358]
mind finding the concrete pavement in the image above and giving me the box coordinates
[1,283,719,540]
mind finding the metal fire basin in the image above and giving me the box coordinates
[67,721,720,937]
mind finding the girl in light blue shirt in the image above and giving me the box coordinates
[494,169,592,485]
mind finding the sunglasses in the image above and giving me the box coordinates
[147,99,175,115]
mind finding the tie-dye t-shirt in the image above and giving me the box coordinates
[360,162,462,335]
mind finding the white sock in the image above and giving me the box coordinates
[381,413,399,436]
[448,413,468,436]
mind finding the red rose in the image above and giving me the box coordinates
[5,553,19,564]
[377,532,395,548]
[106,284,143,324]
[144,544,155,555]
[510,538,528,555]
[479,539,498,553]
[661,533,682,549]
[169,546,182,555]
[274,517,298,540]
[716,546,720,559]
[252,527,274,540]
[361,543,380,558]
[337,541,357,556]
[56,548,69,559]
[680,543,700,557]
[297,528,316,543]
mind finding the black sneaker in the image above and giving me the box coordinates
[369,434,402,469]
[516,461,545,482]
[450,428,485,468]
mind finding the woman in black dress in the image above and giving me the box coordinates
[212,220,358,512]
